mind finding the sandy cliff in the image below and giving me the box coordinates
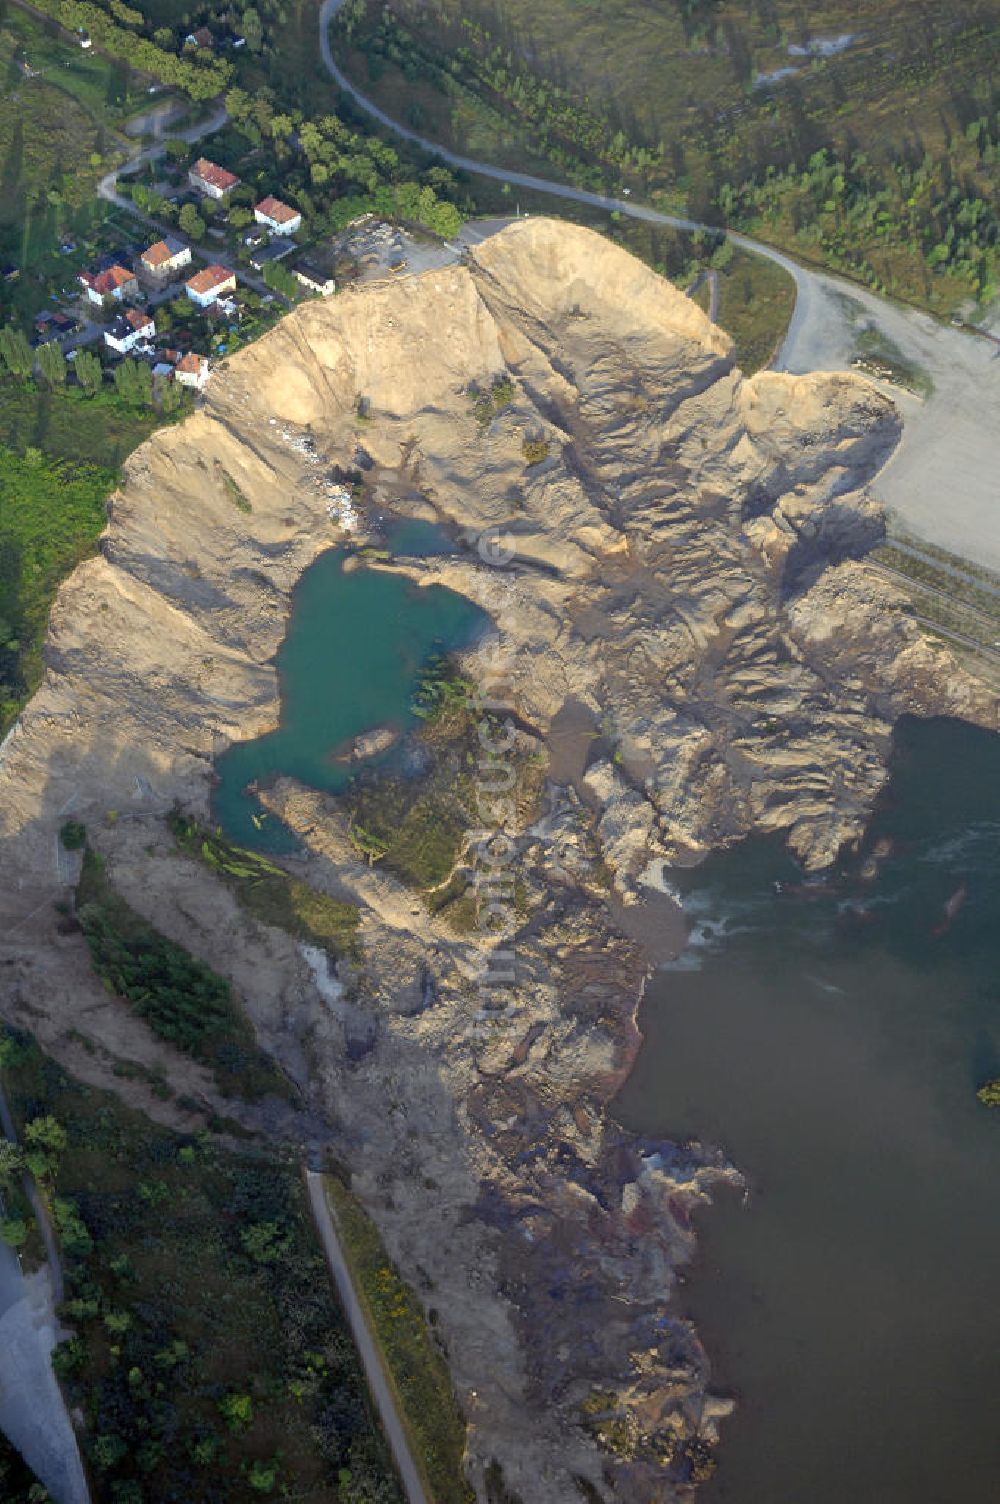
[0,219,995,1502]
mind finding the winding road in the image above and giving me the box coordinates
[317,0,1000,572]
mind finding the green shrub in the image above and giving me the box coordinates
[521,435,551,466]
[0,1217,28,1247]
[60,820,87,850]
[75,848,290,1102]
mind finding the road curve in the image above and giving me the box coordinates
[317,0,1000,572]
[316,0,812,314]
[304,1170,431,1504]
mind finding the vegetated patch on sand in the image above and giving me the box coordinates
[169,813,363,961]
[75,843,295,1104]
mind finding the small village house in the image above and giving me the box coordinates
[254,195,302,237]
[174,352,210,390]
[184,26,214,48]
[291,257,335,297]
[104,308,156,355]
[139,237,192,282]
[188,158,240,200]
[185,264,237,307]
[33,310,77,343]
[250,239,296,272]
[78,263,138,306]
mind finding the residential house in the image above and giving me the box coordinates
[175,352,210,390]
[254,195,302,237]
[33,310,77,343]
[188,158,240,200]
[185,264,237,307]
[104,307,156,355]
[249,238,296,271]
[79,263,138,306]
[139,236,192,283]
[291,257,335,297]
[184,27,214,48]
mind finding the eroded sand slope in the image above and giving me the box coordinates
[1,220,996,1503]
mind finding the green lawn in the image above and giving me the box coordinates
[0,386,163,732]
[2,4,146,122]
[0,1025,405,1504]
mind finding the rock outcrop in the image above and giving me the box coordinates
[0,219,995,1503]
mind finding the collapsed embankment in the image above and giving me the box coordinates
[0,219,996,1502]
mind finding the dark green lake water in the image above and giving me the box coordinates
[213,544,484,850]
[616,718,1000,1503]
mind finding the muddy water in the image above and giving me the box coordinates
[615,717,1000,1503]
[213,543,485,849]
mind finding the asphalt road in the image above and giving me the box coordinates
[304,1170,431,1504]
[317,0,1000,569]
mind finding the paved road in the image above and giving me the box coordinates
[305,1170,431,1504]
[318,0,1000,570]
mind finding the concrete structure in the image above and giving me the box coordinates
[188,158,240,199]
[139,236,191,282]
[184,264,237,306]
[104,307,156,354]
[254,195,302,236]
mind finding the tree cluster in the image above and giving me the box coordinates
[29,0,233,99]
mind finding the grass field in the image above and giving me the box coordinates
[332,0,1000,314]
[0,436,115,729]
[1,3,146,122]
[0,1025,404,1504]
[0,7,130,264]
[0,387,167,733]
